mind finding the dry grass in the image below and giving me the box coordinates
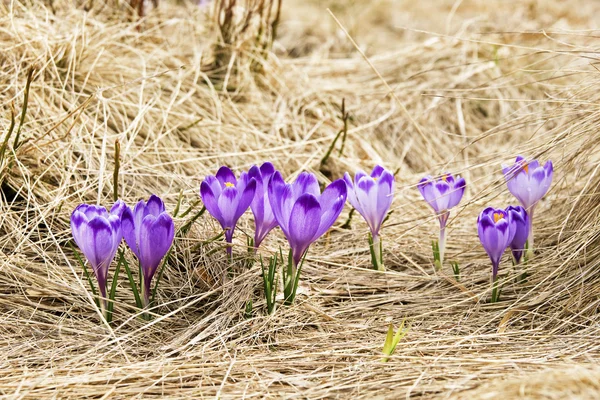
[1,0,600,398]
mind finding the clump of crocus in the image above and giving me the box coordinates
[418,173,466,270]
[343,165,394,271]
[121,195,175,311]
[477,207,516,303]
[70,201,125,317]
[248,162,279,249]
[505,205,529,264]
[269,171,347,304]
[200,166,257,256]
[502,156,553,258]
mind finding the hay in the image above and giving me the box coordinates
[1,0,600,397]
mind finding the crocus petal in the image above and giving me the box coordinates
[146,194,166,217]
[200,180,223,224]
[269,172,294,236]
[343,172,362,213]
[433,181,451,212]
[217,186,239,229]
[315,179,347,239]
[293,172,320,199]
[259,162,275,178]
[371,165,385,179]
[87,216,117,296]
[216,166,237,187]
[355,176,378,230]
[205,175,222,198]
[71,210,92,259]
[110,200,127,218]
[235,178,256,220]
[138,213,175,283]
[249,166,265,222]
[288,194,321,265]
[448,177,466,209]
[121,206,139,259]
[376,171,394,225]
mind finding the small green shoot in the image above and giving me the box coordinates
[451,261,460,282]
[106,255,123,323]
[244,299,253,319]
[261,253,278,314]
[382,320,408,362]
[432,240,442,271]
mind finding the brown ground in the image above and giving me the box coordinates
[1,0,600,398]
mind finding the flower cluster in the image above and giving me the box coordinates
[71,154,553,317]
[71,195,174,319]
[201,164,349,305]
[474,155,553,302]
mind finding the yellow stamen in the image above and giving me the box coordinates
[441,174,449,182]
[225,182,234,188]
[523,163,529,174]
[493,212,504,223]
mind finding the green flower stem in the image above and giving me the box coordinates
[491,275,501,303]
[369,233,384,271]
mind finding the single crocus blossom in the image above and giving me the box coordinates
[71,201,125,316]
[505,205,529,264]
[121,195,175,308]
[343,165,394,271]
[269,171,347,303]
[502,155,553,256]
[477,207,516,302]
[200,166,257,255]
[248,162,279,248]
[418,173,466,269]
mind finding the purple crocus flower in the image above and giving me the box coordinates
[505,205,529,264]
[268,171,347,268]
[418,173,466,268]
[248,162,279,248]
[502,155,553,255]
[477,207,516,281]
[200,166,257,255]
[71,201,125,315]
[343,165,394,270]
[121,195,175,307]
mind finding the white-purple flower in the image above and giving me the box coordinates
[502,156,553,211]
[248,162,279,248]
[121,195,175,307]
[344,165,394,240]
[200,166,257,255]
[70,201,125,314]
[343,165,394,270]
[418,173,466,268]
[268,171,347,268]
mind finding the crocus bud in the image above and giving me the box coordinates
[70,201,124,315]
[505,205,529,264]
[121,195,175,308]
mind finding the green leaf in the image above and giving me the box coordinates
[106,254,123,323]
[382,320,408,362]
[151,247,172,305]
[382,324,394,355]
[172,189,183,217]
[69,242,98,305]
[121,251,142,309]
